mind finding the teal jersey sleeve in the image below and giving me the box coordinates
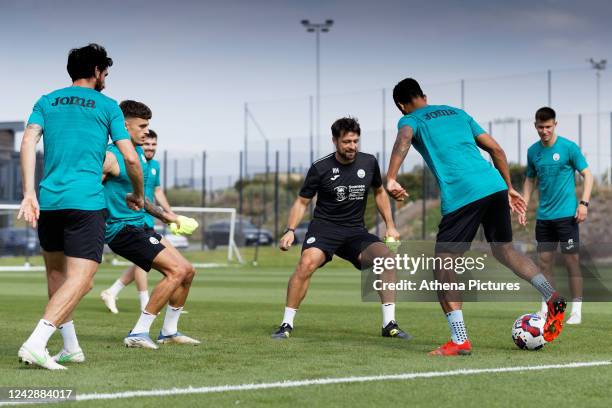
[526,149,536,178]
[154,163,161,188]
[397,115,418,131]
[27,97,46,128]
[466,115,486,138]
[569,143,588,172]
[107,101,130,142]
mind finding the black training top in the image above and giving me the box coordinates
[299,152,382,227]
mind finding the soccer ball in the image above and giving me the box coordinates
[512,313,546,350]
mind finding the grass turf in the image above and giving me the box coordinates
[1,247,611,407]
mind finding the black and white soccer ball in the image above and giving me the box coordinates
[512,313,546,350]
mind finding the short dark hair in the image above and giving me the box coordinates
[147,129,158,139]
[331,117,361,139]
[119,100,152,120]
[67,43,113,81]
[535,107,556,122]
[392,78,425,105]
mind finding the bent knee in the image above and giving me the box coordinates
[184,264,196,283]
[295,259,319,279]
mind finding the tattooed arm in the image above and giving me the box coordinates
[18,124,42,227]
[385,125,413,201]
[143,197,178,225]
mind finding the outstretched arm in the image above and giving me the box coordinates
[575,168,593,223]
[279,196,311,251]
[476,133,526,214]
[154,186,174,215]
[519,177,536,226]
[18,124,42,227]
[374,185,399,239]
[386,126,413,201]
[142,197,178,225]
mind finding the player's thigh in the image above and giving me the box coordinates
[37,210,65,253]
[64,256,99,281]
[300,219,343,267]
[297,247,327,274]
[536,219,559,253]
[436,198,487,254]
[481,190,513,244]
[109,225,165,272]
[43,250,66,275]
[556,217,579,254]
[336,230,382,270]
[150,237,193,277]
[63,209,107,264]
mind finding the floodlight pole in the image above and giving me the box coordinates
[588,58,607,182]
[301,19,334,159]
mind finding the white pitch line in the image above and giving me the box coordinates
[0,361,609,406]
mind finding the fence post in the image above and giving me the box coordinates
[201,151,206,250]
[239,151,243,216]
[287,138,291,209]
[163,150,168,195]
[375,152,381,237]
[517,119,522,166]
[274,151,280,243]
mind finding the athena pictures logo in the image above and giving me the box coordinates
[553,153,560,161]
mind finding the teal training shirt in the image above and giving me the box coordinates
[526,136,588,220]
[104,144,148,242]
[397,105,507,215]
[143,159,161,228]
[27,86,130,210]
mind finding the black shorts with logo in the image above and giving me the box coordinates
[38,209,107,263]
[436,190,513,254]
[301,218,381,270]
[108,225,165,271]
[536,217,579,254]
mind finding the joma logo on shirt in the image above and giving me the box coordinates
[424,109,457,120]
[51,96,96,108]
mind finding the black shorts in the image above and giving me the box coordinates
[38,209,107,263]
[536,217,579,254]
[301,219,381,270]
[108,225,165,271]
[436,190,513,254]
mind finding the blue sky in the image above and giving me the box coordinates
[1,0,611,181]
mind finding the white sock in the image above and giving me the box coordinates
[571,298,582,315]
[161,305,183,336]
[24,319,56,351]
[132,311,157,334]
[58,320,80,352]
[282,307,297,327]
[381,303,396,327]
[138,291,150,311]
[540,299,548,314]
[107,279,125,297]
[446,310,468,345]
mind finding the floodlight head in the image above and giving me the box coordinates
[321,28,329,32]
[307,28,315,32]
[325,19,334,26]
[301,19,310,26]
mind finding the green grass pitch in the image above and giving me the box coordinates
[1,248,611,407]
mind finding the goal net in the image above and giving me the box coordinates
[0,203,243,271]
